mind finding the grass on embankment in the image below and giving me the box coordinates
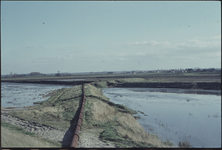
[7,83,173,148]
[81,84,174,148]
[1,121,61,147]
[8,86,83,131]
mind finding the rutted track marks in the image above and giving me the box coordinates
[1,110,67,146]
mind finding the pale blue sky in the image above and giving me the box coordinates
[1,1,221,75]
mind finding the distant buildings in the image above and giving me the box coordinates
[1,68,220,78]
[55,73,62,76]
[30,72,41,76]
[107,72,114,74]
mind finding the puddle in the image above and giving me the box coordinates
[1,82,74,109]
[102,88,221,148]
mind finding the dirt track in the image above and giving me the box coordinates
[77,128,115,148]
[1,109,116,148]
[1,110,66,145]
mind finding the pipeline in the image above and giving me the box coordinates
[70,83,86,148]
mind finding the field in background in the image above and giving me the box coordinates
[1,72,221,83]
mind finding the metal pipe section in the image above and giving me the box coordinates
[71,84,86,148]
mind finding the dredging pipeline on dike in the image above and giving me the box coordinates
[71,84,86,148]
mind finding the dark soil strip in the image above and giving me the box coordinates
[107,82,221,90]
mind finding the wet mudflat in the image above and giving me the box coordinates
[102,88,221,148]
[1,82,73,108]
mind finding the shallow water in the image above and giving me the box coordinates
[102,88,221,148]
[1,82,74,109]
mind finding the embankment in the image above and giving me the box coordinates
[2,76,220,90]
[1,80,94,85]
[2,84,174,148]
[77,84,173,148]
[105,81,221,90]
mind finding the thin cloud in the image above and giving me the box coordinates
[31,54,74,64]
[210,35,221,40]
[127,40,171,47]
[52,54,73,60]
[176,38,221,50]
[120,36,221,62]
[118,57,128,61]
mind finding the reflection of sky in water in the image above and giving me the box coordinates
[1,82,73,108]
[102,88,221,148]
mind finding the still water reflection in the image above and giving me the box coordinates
[1,82,73,108]
[102,88,221,148]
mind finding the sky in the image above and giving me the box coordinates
[1,1,221,75]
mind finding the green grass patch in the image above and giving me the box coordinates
[99,124,156,148]
[1,121,61,147]
[100,126,123,141]
[92,81,108,88]
[1,121,36,136]
[8,85,83,131]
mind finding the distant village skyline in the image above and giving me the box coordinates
[2,67,221,77]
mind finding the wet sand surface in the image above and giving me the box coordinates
[1,82,73,108]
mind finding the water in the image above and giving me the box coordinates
[1,82,74,108]
[102,88,221,148]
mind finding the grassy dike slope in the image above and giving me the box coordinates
[6,84,173,148]
[8,85,83,130]
[81,84,173,148]
[1,121,61,147]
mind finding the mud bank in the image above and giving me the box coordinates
[1,80,94,85]
[107,81,221,90]
[3,80,220,90]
